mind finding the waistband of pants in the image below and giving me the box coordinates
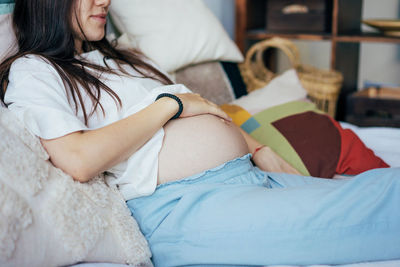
[155,153,254,190]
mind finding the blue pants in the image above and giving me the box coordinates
[127,154,400,267]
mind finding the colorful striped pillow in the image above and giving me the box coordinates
[221,100,389,178]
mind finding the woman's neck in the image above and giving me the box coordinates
[75,39,83,54]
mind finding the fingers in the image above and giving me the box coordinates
[176,93,231,121]
[254,146,301,174]
[207,101,232,121]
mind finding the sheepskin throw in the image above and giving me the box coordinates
[0,107,152,267]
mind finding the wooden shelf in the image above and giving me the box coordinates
[346,116,400,127]
[235,0,400,122]
[336,32,400,43]
[245,30,400,43]
[246,30,332,41]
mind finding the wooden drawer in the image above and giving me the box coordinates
[266,0,331,33]
[346,88,400,127]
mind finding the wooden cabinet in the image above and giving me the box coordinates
[235,0,400,120]
[347,88,400,127]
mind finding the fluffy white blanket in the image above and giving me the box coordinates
[0,107,152,267]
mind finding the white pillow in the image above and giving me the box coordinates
[0,5,17,62]
[231,69,308,114]
[0,108,152,267]
[109,0,244,73]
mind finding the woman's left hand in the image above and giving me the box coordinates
[252,146,301,175]
[176,93,231,121]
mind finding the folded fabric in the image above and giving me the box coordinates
[221,101,389,178]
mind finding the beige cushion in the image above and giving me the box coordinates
[0,12,17,62]
[109,0,243,73]
[0,107,152,267]
[175,61,235,105]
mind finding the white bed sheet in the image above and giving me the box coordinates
[73,123,400,267]
[268,260,400,267]
[74,259,400,267]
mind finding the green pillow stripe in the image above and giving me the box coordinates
[251,120,310,176]
[0,3,14,15]
[253,101,322,123]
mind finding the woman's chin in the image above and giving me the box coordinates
[86,31,105,42]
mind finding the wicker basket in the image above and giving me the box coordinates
[239,37,343,117]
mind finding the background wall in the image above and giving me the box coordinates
[359,0,400,88]
[204,0,400,90]
[203,0,235,38]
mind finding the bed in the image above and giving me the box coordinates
[1,1,399,266]
[1,61,399,267]
[64,59,400,267]
[70,122,400,267]
[70,118,400,267]
[72,109,400,267]
[2,63,398,267]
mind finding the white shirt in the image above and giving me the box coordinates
[5,50,190,200]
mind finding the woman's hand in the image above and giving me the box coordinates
[176,93,231,121]
[252,146,301,175]
[237,127,300,175]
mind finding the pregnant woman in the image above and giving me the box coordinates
[1,0,399,266]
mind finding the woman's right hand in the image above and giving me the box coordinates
[175,93,231,121]
[252,146,301,175]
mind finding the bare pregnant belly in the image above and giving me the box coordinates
[157,114,249,184]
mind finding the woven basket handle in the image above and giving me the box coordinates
[244,37,301,82]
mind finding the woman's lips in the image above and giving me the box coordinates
[91,14,107,24]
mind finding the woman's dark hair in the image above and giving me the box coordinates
[0,0,173,124]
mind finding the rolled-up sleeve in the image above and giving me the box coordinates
[4,55,88,140]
